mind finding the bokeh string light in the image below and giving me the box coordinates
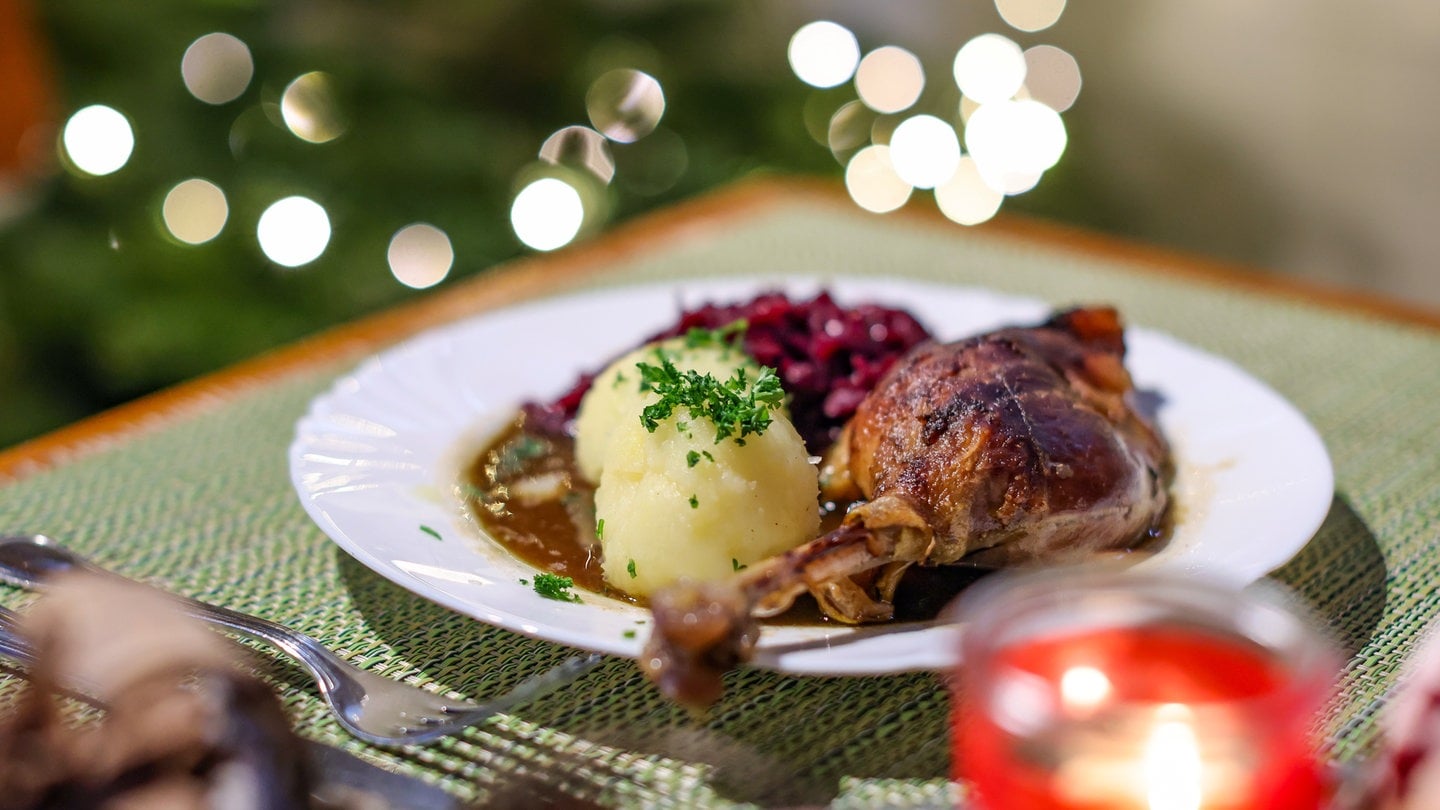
[889,115,961,190]
[788,21,861,88]
[61,105,134,176]
[511,178,584,251]
[54,6,1082,298]
[995,0,1067,33]
[585,69,665,143]
[509,65,675,251]
[387,223,454,289]
[845,145,911,214]
[539,126,616,184]
[1023,45,1082,113]
[855,46,925,115]
[281,72,346,144]
[794,6,1080,226]
[256,196,331,267]
[181,33,253,105]
[162,178,228,245]
[953,34,1027,105]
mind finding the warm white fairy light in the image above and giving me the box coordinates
[855,46,925,115]
[888,114,961,189]
[62,105,134,176]
[1023,45,1083,113]
[934,157,1004,225]
[953,34,1027,105]
[511,178,584,251]
[181,33,253,105]
[281,72,346,144]
[387,223,453,289]
[586,69,665,144]
[162,178,228,244]
[965,98,1067,193]
[257,196,331,267]
[791,20,1076,219]
[845,145,912,213]
[539,125,615,184]
[788,21,861,89]
[995,0,1067,33]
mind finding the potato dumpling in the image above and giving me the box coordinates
[595,411,819,597]
[573,336,760,484]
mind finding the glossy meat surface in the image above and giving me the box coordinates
[841,306,1169,566]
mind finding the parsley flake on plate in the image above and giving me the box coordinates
[532,572,582,603]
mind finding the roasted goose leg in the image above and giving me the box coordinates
[641,307,1171,706]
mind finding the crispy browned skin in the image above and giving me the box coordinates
[641,307,1171,707]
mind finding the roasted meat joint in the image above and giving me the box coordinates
[470,293,1173,707]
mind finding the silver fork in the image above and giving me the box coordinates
[0,534,599,747]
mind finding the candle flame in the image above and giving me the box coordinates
[1059,665,1112,710]
[1144,706,1203,810]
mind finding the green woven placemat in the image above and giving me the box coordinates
[2,198,1437,807]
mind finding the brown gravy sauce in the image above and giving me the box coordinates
[463,416,1169,624]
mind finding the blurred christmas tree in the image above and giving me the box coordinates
[0,1,1103,451]
[0,0,835,449]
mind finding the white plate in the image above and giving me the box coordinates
[288,277,1333,674]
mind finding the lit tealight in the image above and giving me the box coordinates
[387,223,453,289]
[888,114,960,189]
[539,125,615,184]
[1024,45,1082,113]
[511,178,584,251]
[934,157,1004,225]
[586,69,665,143]
[844,145,912,213]
[1144,705,1204,810]
[257,196,331,267]
[181,33,254,105]
[855,46,924,115]
[953,33,1027,105]
[788,21,861,88]
[61,105,134,176]
[281,72,346,144]
[965,98,1066,189]
[162,178,228,244]
[1059,666,1113,711]
[995,0,1067,33]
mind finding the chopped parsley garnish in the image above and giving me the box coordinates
[595,518,605,540]
[419,525,442,541]
[533,572,581,603]
[627,559,637,578]
[623,629,637,639]
[732,558,747,571]
[636,354,784,444]
[518,578,528,586]
[689,494,699,509]
[686,450,701,467]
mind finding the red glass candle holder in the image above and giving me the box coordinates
[949,567,1340,810]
